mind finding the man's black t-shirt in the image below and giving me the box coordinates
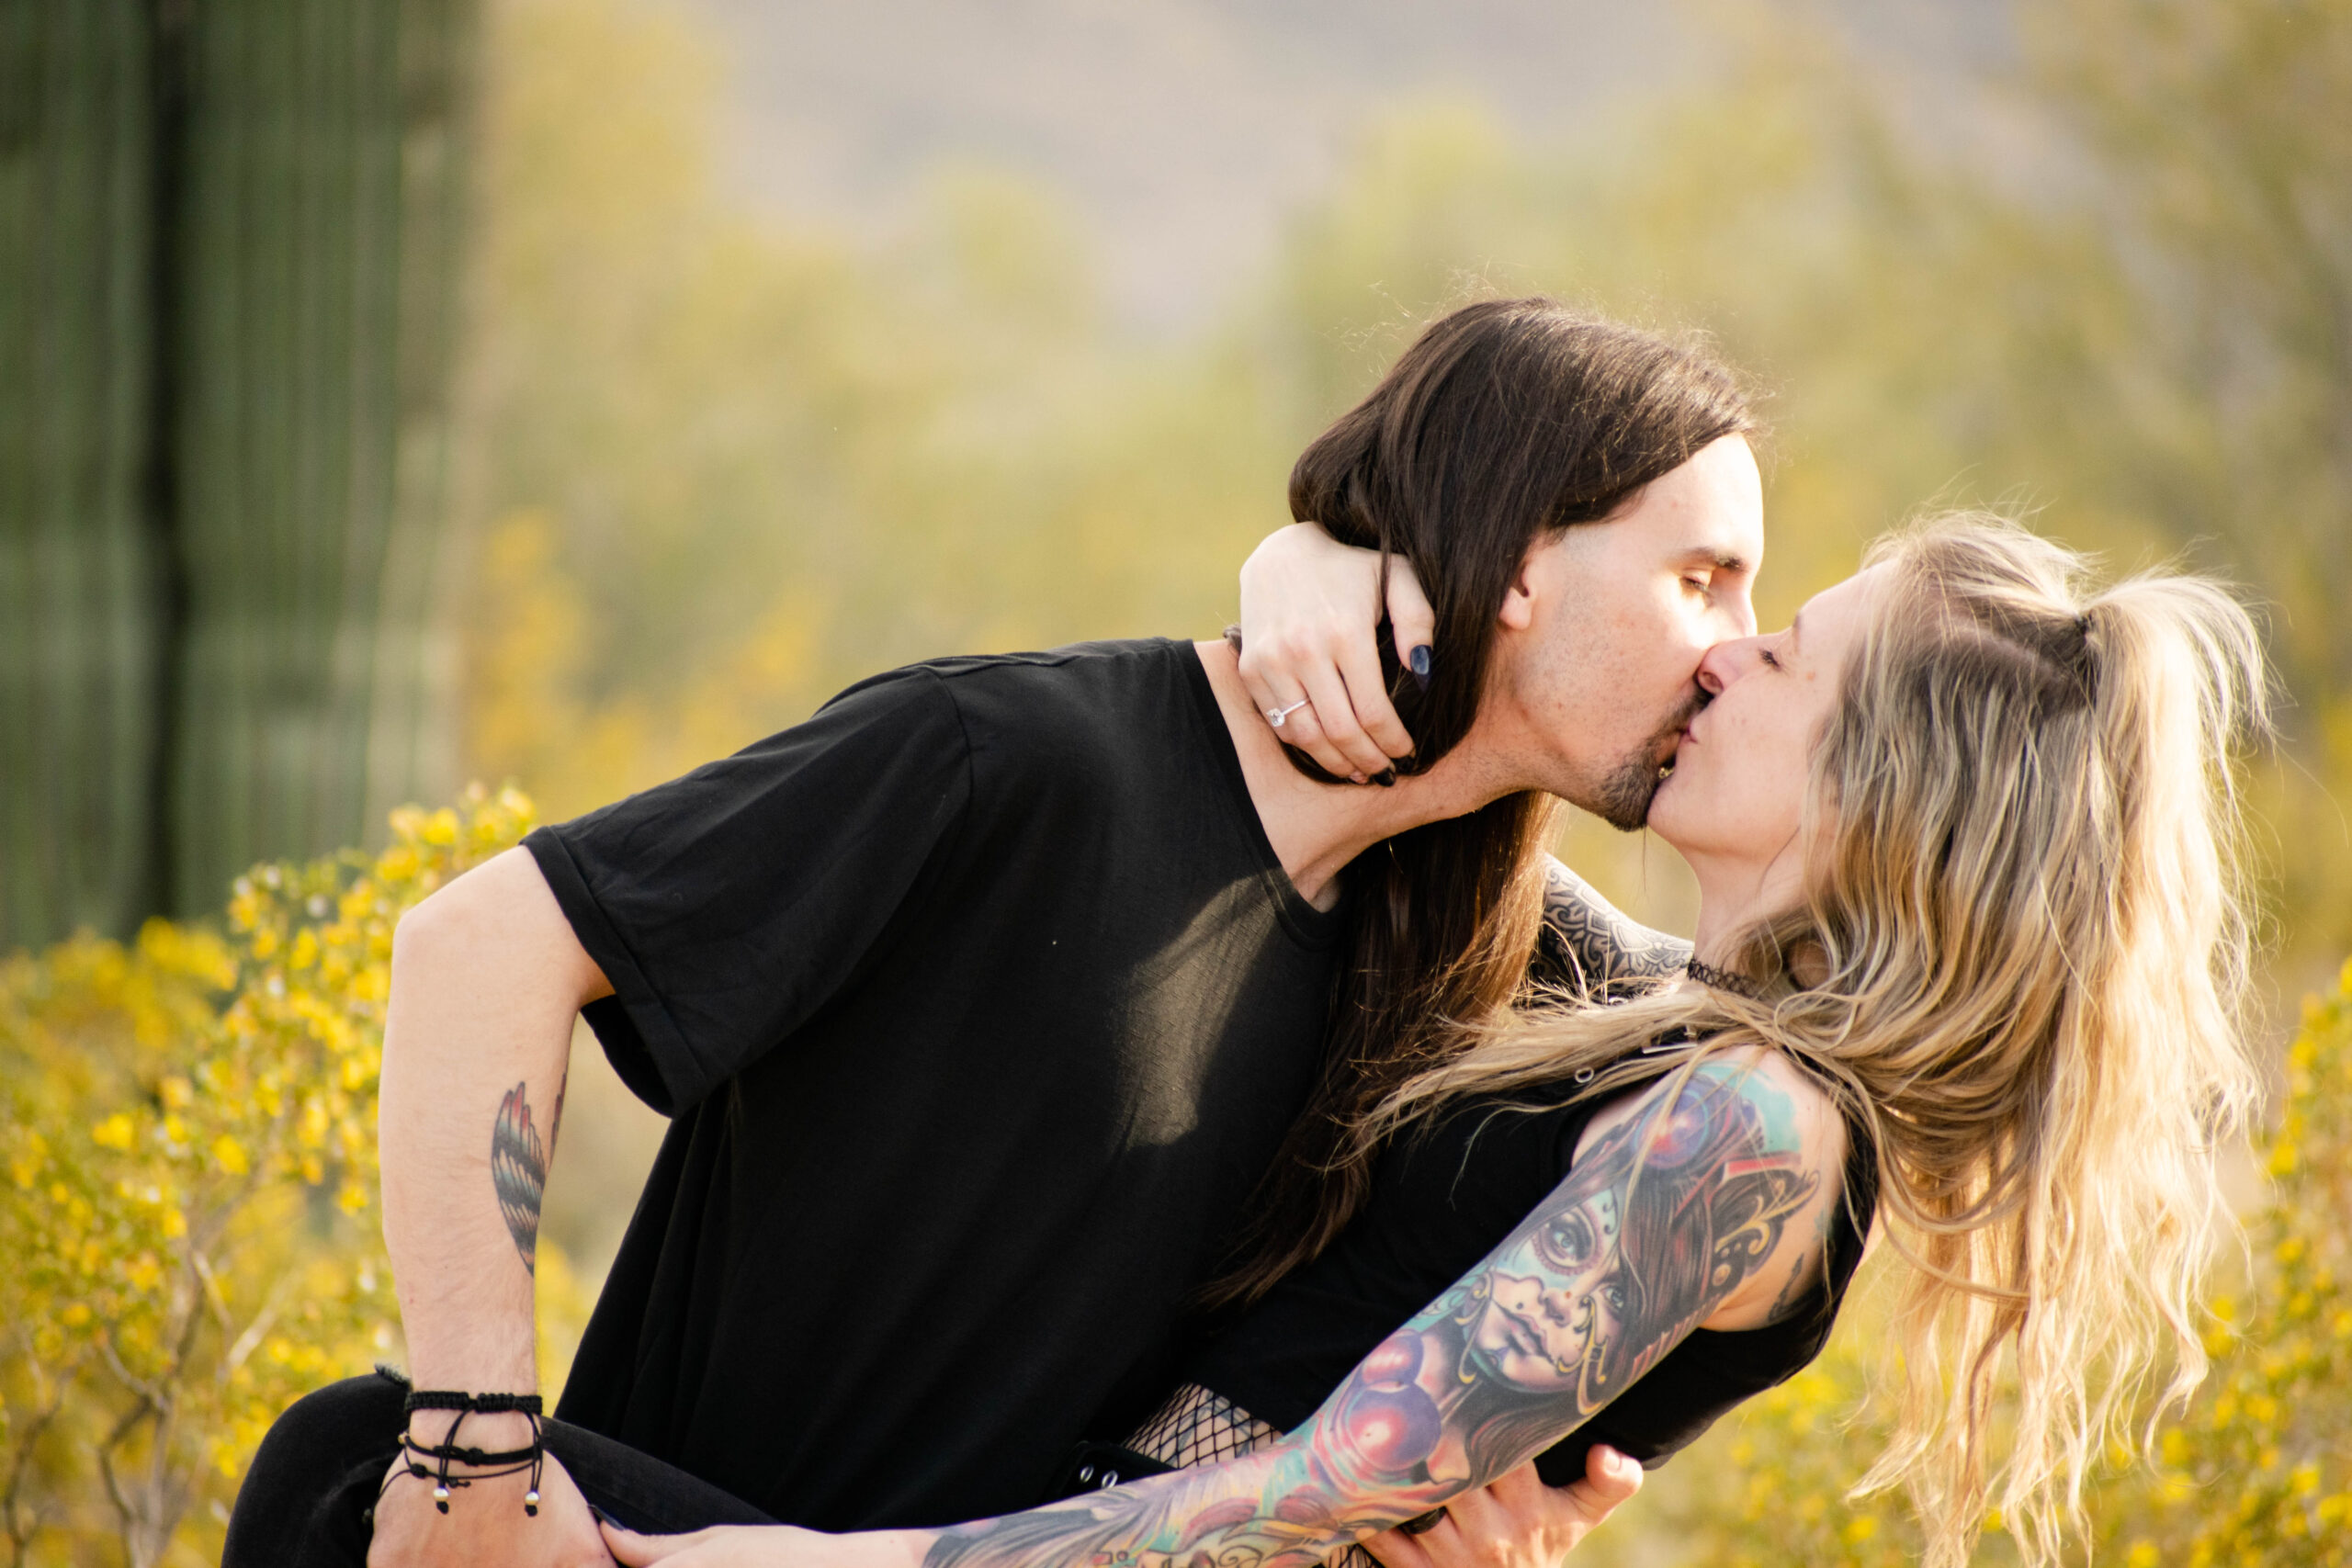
[526,639,1344,1531]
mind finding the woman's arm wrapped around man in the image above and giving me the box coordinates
[598,1054,1841,1568]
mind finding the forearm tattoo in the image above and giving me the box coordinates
[924,1066,1817,1568]
[1128,1389,1382,1568]
[490,1077,561,1275]
[1534,857,1693,998]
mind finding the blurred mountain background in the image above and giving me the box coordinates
[680,0,2013,327]
[449,0,2348,936]
[6,8,2349,1531]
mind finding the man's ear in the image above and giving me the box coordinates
[1497,547,1543,633]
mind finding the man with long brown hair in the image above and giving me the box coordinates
[225,300,1764,1568]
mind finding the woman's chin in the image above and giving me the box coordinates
[1644,777,1693,849]
[1645,790,1724,874]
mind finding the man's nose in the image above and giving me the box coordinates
[1720,579,1758,640]
[1698,636,1765,694]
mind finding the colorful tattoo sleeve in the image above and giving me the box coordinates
[919,1062,1820,1568]
[1534,857,1693,998]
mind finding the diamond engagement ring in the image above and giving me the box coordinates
[1264,699,1311,728]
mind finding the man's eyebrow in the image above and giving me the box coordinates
[1683,547,1751,573]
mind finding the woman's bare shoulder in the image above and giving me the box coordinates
[1698,1047,1850,1327]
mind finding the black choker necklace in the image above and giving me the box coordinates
[1685,958,1763,999]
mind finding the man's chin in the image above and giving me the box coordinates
[1584,705,1704,830]
[1583,758,1668,833]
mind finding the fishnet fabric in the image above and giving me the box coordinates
[1125,1385,1386,1568]
[1125,1383,1281,1466]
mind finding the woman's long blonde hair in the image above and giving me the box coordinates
[1370,514,2270,1568]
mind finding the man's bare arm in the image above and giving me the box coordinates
[370,846,614,1565]
[381,846,607,1386]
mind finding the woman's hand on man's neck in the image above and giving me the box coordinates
[1194,640,1499,910]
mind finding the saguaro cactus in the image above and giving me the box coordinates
[0,0,476,950]
[0,0,160,950]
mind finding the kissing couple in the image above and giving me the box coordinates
[229,299,2268,1568]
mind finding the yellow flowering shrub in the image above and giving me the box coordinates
[2084,964,2352,1568]
[0,788,536,1567]
[1661,959,2352,1567]
[4,780,2348,1565]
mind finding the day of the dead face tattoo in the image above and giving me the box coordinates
[1465,1181,1626,1395]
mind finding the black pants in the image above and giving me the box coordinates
[222,1370,776,1567]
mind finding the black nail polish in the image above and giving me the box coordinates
[1408,645,1432,689]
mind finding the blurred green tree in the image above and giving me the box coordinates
[458,0,1305,819]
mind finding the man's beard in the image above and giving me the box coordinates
[1584,693,1707,832]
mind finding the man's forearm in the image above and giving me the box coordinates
[379,847,606,1393]
[1537,857,1691,997]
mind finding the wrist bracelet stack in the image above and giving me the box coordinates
[394,1389,547,1516]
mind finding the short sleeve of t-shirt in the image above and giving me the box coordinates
[525,666,973,1115]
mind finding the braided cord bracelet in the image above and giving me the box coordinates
[389,1389,548,1517]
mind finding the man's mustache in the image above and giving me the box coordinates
[1652,687,1711,761]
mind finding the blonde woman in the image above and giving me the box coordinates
[603,515,2267,1568]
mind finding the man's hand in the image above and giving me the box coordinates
[368,1438,610,1568]
[1236,522,1434,781]
[1363,1449,1643,1568]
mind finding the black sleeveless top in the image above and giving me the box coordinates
[1182,1069,1878,1483]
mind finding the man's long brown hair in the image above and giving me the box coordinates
[1204,299,1757,1307]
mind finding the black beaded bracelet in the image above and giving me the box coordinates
[391,1389,548,1516]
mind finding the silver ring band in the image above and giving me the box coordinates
[1264,698,1310,728]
